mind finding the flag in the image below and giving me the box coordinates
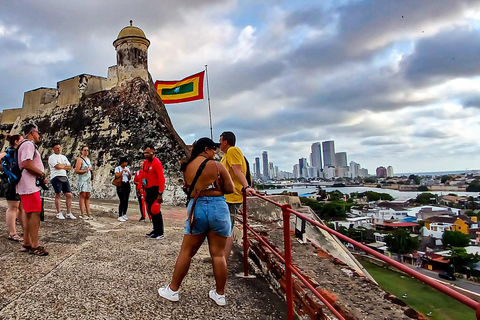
[155,71,205,104]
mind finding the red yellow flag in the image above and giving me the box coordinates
[155,71,205,104]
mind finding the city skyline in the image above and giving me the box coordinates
[1,2,480,173]
[253,140,397,180]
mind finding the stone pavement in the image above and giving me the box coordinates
[0,198,285,320]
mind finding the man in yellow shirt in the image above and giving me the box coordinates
[219,131,254,259]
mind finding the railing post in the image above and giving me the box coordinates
[242,188,249,276]
[282,204,294,320]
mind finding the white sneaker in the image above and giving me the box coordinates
[66,213,77,220]
[56,213,65,220]
[158,284,179,302]
[209,289,226,306]
[118,216,126,222]
[122,215,128,221]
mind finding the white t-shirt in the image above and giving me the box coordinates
[48,153,71,178]
[115,166,131,182]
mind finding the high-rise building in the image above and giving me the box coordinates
[307,166,318,178]
[254,157,261,179]
[322,141,336,168]
[376,166,387,178]
[310,142,323,174]
[387,166,394,177]
[274,166,279,179]
[262,151,268,180]
[349,161,360,178]
[335,152,347,167]
[269,162,274,179]
[299,157,308,178]
[293,164,300,179]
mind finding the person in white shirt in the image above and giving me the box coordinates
[48,142,75,220]
[114,156,131,222]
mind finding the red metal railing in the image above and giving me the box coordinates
[240,191,480,320]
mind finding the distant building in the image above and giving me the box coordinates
[299,157,308,178]
[269,162,274,179]
[324,166,336,179]
[322,140,336,168]
[335,152,347,167]
[293,164,300,179]
[262,151,269,180]
[376,166,387,178]
[255,157,261,179]
[350,161,360,178]
[307,166,318,178]
[311,142,323,175]
[359,168,369,177]
[335,166,348,178]
[387,166,394,177]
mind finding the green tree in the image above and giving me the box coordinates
[441,175,453,183]
[384,228,419,254]
[442,230,470,248]
[444,247,480,269]
[464,210,475,217]
[415,192,436,205]
[320,202,346,219]
[409,174,421,185]
[327,190,344,201]
[358,191,394,202]
[299,198,322,213]
[467,180,480,192]
[364,177,377,183]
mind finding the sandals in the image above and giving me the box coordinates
[29,246,49,256]
[8,234,23,242]
[20,245,32,253]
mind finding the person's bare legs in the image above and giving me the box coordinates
[65,192,73,213]
[54,193,62,213]
[79,193,86,216]
[24,212,41,248]
[85,192,91,216]
[223,236,234,261]
[208,230,228,295]
[6,201,20,237]
[16,202,25,235]
[169,234,206,291]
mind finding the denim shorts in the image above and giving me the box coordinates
[185,196,231,237]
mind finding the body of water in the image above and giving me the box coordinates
[266,186,479,200]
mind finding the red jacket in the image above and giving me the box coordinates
[143,157,165,193]
[134,170,145,191]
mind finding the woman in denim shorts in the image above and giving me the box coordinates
[158,138,234,306]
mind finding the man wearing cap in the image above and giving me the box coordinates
[143,144,166,239]
[219,131,254,260]
[17,123,48,256]
[48,142,75,220]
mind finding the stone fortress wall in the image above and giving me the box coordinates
[0,21,189,203]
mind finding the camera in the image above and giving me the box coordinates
[36,177,49,190]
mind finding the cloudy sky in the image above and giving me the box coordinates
[2,0,480,174]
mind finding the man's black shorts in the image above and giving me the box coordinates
[51,176,71,194]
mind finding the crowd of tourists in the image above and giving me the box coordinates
[1,124,254,307]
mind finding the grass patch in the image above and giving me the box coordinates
[360,259,475,320]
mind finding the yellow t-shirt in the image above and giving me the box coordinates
[221,146,247,203]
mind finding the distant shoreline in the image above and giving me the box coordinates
[394,169,479,177]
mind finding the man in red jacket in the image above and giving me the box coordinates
[142,144,166,239]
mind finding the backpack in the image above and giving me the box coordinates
[1,140,30,186]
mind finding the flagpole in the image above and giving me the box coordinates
[205,65,213,140]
